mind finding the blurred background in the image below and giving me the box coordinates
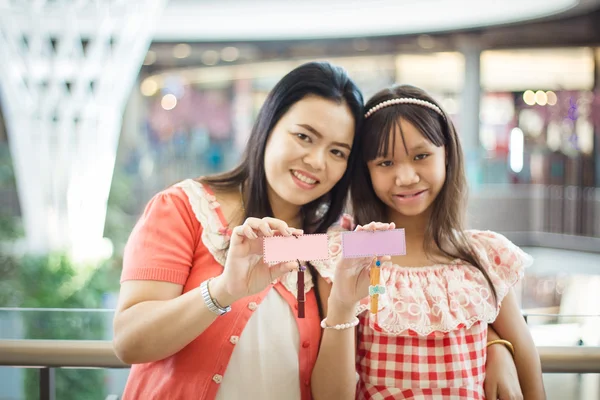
[0,0,599,399]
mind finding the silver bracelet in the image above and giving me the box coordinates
[200,278,231,316]
[320,317,360,330]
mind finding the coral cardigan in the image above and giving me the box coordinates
[120,179,331,400]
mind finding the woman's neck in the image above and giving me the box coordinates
[267,190,303,229]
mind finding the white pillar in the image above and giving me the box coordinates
[0,0,168,260]
[594,48,600,188]
[457,37,482,189]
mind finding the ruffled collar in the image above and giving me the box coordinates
[355,230,529,337]
[174,179,317,297]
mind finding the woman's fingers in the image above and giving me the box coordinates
[261,217,304,237]
[236,217,304,240]
[243,224,258,239]
[269,261,299,280]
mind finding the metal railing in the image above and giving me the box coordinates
[1,339,599,400]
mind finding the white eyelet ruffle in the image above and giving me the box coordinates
[357,230,532,337]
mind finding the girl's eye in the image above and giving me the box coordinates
[378,160,393,167]
[414,154,429,161]
[296,133,311,142]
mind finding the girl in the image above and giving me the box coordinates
[112,61,365,400]
[315,85,544,399]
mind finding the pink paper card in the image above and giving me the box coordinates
[341,229,406,258]
[263,234,329,264]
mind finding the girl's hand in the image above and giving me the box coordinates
[215,217,303,303]
[329,221,395,309]
[484,342,523,400]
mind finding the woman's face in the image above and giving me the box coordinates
[263,95,355,209]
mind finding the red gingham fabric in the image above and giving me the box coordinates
[351,230,532,399]
[356,317,488,400]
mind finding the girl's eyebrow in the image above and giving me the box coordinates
[409,142,433,152]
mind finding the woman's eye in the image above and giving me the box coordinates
[414,154,429,161]
[331,149,347,159]
[296,133,311,142]
[378,160,393,167]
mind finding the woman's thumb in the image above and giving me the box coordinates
[270,261,298,280]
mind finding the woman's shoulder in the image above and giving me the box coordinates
[138,179,231,236]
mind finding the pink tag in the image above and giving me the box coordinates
[341,229,406,258]
[263,234,329,264]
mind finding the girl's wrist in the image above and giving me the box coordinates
[326,296,359,324]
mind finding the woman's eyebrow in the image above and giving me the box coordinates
[296,123,351,150]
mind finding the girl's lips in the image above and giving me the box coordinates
[393,190,427,203]
[394,189,427,198]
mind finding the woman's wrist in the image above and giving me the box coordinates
[208,275,238,308]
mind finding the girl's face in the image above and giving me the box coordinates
[263,95,355,208]
[367,118,446,219]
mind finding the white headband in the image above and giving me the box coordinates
[364,97,445,119]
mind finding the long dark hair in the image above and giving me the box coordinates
[201,62,364,317]
[351,85,496,301]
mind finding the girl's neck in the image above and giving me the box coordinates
[386,208,456,266]
[387,209,429,243]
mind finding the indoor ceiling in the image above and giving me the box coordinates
[154,0,600,41]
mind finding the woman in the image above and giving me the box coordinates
[113,61,363,400]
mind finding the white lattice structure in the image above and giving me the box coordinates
[0,0,168,259]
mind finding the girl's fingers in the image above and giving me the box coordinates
[357,221,395,232]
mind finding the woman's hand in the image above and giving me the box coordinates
[329,221,395,309]
[212,217,303,304]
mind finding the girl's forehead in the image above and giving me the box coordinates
[380,125,431,154]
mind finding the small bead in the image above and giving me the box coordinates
[375,260,381,267]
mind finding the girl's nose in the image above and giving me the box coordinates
[394,165,420,187]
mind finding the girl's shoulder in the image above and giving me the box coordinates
[463,229,534,275]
